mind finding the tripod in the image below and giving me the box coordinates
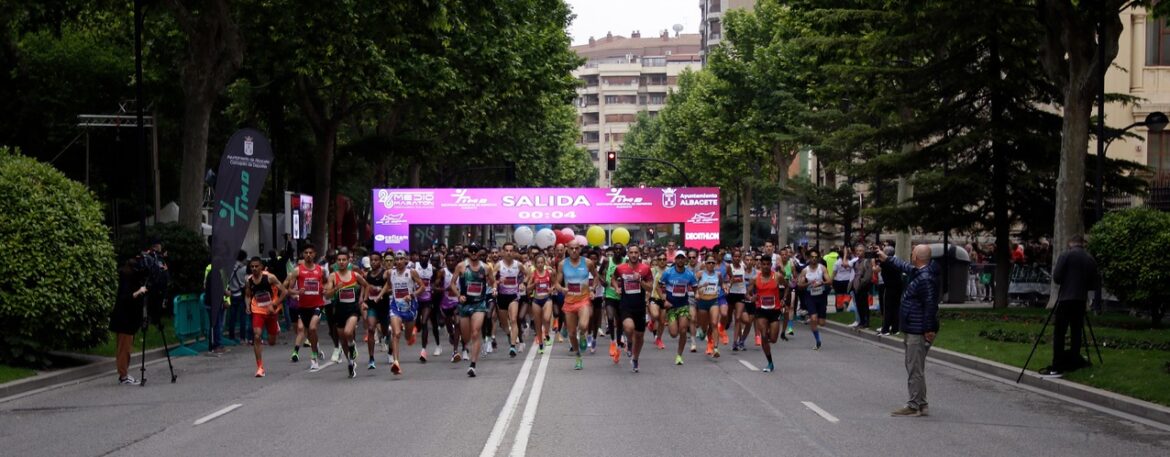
[1017,300,1103,383]
[139,294,177,386]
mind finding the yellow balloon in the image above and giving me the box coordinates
[611,227,630,245]
[586,226,606,246]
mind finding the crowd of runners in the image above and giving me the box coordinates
[241,238,893,379]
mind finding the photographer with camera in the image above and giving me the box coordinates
[877,244,939,417]
[140,239,170,325]
[109,256,150,385]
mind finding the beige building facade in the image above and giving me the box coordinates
[1106,7,1170,195]
[699,0,756,61]
[571,32,702,186]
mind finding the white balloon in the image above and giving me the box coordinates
[514,226,534,246]
[561,227,575,238]
[535,228,557,249]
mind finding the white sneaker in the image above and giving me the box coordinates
[847,322,859,328]
[310,359,320,371]
[462,349,470,361]
[518,342,526,353]
[331,347,342,363]
[118,376,140,385]
[433,346,442,356]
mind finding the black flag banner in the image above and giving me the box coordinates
[207,129,273,341]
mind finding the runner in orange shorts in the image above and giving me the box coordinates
[554,240,599,370]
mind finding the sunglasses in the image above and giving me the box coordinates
[688,256,697,259]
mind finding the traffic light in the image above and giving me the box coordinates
[606,151,616,171]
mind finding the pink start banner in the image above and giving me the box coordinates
[371,187,721,252]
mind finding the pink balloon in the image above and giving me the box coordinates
[574,235,587,246]
[561,227,575,238]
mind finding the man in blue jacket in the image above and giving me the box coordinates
[878,244,939,417]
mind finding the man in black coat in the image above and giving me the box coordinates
[1040,235,1099,378]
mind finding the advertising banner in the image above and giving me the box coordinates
[371,187,720,252]
[207,129,273,330]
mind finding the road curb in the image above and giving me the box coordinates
[0,346,177,401]
[823,320,1170,427]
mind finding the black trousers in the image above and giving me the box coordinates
[882,285,902,333]
[855,287,871,328]
[1052,300,1086,370]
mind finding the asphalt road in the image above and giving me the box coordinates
[2,322,1168,457]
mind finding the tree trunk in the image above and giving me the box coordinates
[989,26,1011,309]
[773,145,793,247]
[741,182,752,249]
[1049,89,1093,308]
[410,161,421,188]
[177,96,214,230]
[895,176,913,260]
[310,124,338,251]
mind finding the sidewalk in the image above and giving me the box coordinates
[822,319,1170,428]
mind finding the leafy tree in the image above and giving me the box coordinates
[0,147,116,366]
[1088,208,1170,327]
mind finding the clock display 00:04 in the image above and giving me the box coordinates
[516,211,576,220]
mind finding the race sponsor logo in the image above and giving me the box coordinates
[686,212,718,224]
[375,213,407,226]
[598,188,652,209]
[378,190,435,210]
[677,191,719,207]
[661,187,677,208]
[501,194,591,207]
[243,136,254,156]
[375,234,410,244]
[685,232,720,241]
[442,189,494,209]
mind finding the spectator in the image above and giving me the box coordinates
[225,250,252,344]
[878,244,940,417]
[878,246,902,335]
[110,256,149,385]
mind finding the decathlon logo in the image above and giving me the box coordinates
[685,232,719,241]
[376,213,407,225]
[662,187,677,208]
[687,212,717,224]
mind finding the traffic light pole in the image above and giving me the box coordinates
[614,154,691,187]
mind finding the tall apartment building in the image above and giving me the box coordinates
[699,0,756,62]
[571,31,702,186]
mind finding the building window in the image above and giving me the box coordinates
[648,94,666,105]
[605,114,636,122]
[709,0,721,13]
[604,132,626,143]
[1151,132,1170,178]
[1148,16,1170,66]
[589,149,599,161]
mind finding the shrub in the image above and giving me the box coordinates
[0,147,116,365]
[116,223,209,296]
[1088,208,1170,327]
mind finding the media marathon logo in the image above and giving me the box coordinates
[378,190,434,209]
[687,211,717,224]
[218,170,253,227]
[376,213,407,226]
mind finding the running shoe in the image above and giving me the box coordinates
[451,352,462,363]
[625,349,632,358]
[587,335,595,352]
[674,355,684,365]
[556,332,564,343]
[309,359,320,371]
[347,361,356,379]
[732,342,740,352]
[509,346,517,358]
[119,376,140,385]
[574,356,583,370]
[331,347,342,363]
[762,362,774,373]
[696,329,705,341]
[755,334,762,346]
[368,359,377,370]
[388,353,395,365]
[780,333,789,341]
[814,341,822,350]
[655,337,665,350]
[349,347,357,361]
[713,347,720,358]
[462,349,470,361]
[690,341,697,353]
[407,333,417,346]
[705,340,714,357]
[719,327,729,346]
[608,340,617,357]
[255,366,266,377]
[631,359,639,373]
[467,367,477,377]
[291,350,300,362]
[391,361,402,375]
[420,349,428,363]
[491,337,498,350]
[612,343,621,364]
[786,324,795,336]
[537,344,545,355]
[518,342,526,353]
[433,345,442,356]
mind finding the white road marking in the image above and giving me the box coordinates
[738,359,760,371]
[193,404,242,426]
[509,345,553,457]
[801,401,840,423]
[480,342,539,457]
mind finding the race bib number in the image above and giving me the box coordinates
[303,279,320,295]
[421,279,430,288]
[810,285,825,296]
[446,289,458,299]
[339,288,357,302]
[369,286,381,295]
[760,296,777,309]
[567,282,584,295]
[733,275,744,284]
[671,284,688,297]
[467,282,484,297]
[502,276,518,286]
[394,288,410,300]
[702,285,718,295]
[536,283,550,293]
[255,291,272,307]
[623,276,642,294]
